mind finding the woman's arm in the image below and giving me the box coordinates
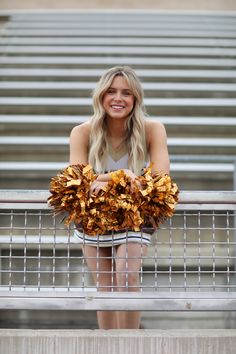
[69,123,140,194]
[146,120,170,175]
[69,123,111,194]
[70,124,107,194]
[69,123,90,165]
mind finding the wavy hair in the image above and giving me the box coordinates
[88,66,147,174]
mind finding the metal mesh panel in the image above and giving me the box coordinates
[0,207,235,293]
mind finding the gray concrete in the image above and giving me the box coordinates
[0,329,236,354]
[0,0,236,11]
[0,56,235,69]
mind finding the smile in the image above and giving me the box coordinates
[111,105,125,109]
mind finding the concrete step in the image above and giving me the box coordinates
[8,12,236,24]
[1,37,236,47]
[1,69,235,83]
[0,81,235,98]
[3,28,236,38]
[5,19,236,30]
[6,21,233,30]
[1,329,236,354]
[1,56,236,70]
[1,45,236,58]
[1,161,234,174]
[0,136,235,161]
[0,115,235,137]
[0,97,235,116]
[4,12,236,40]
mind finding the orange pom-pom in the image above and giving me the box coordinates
[48,164,179,235]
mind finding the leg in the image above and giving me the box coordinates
[115,242,148,329]
[83,245,117,329]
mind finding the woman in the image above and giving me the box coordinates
[69,66,169,329]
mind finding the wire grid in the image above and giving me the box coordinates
[0,208,235,292]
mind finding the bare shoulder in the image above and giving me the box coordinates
[69,122,91,164]
[145,119,166,132]
[70,121,91,138]
[144,119,169,174]
[70,121,91,143]
[145,119,167,145]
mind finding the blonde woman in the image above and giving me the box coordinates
[70,66,169,329]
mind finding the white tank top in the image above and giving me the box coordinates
[106,142,129,171]
[105,141,148,173]
[107,153,129,171]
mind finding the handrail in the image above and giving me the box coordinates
[0,190,236,205]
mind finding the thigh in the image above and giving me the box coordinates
[83,245,115,288]
[115,242,148,272]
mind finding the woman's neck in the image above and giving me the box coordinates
[106,118,126,137]
[106,118,127,150]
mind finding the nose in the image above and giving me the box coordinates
[113,91,122,101]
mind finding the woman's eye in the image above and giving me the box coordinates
[123,91,131,96]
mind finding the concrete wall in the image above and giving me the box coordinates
[1,329,236,354]
[0,0,236,11]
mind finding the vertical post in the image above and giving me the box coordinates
[234,160,236,285]
[234,159,236,191]
[0,249,2,286]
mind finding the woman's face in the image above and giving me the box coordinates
[102,75,135,121]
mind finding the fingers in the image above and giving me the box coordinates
[90,182,100,195]
[122,169,143,191]
[90,181,108,195]
[90,173,141,196]
[123,169,137,181]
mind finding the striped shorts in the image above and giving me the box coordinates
[74,229,151,247]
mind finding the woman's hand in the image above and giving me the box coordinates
[90,180,108,195]
[123,169,137,181]
[91,170,142,196]
[123,169,142,190]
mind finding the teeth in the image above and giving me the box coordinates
[112,105,124,108]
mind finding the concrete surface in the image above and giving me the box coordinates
[0,329,236,354]
[0,0,236,11]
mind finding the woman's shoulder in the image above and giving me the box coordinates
[70,121,91,140]
[145,119,165,130]
[145,119,167,142]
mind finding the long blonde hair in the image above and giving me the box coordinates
[88,66,147,174]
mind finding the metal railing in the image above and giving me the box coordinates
[0,190,236,311]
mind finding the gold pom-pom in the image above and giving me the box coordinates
[48,164,179,235]
[138,165,179,228]
[48,164,96,225]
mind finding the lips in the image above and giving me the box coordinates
[111,105,125,109]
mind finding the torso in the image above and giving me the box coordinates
[79,120,153,162]
[73,120,153,245]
